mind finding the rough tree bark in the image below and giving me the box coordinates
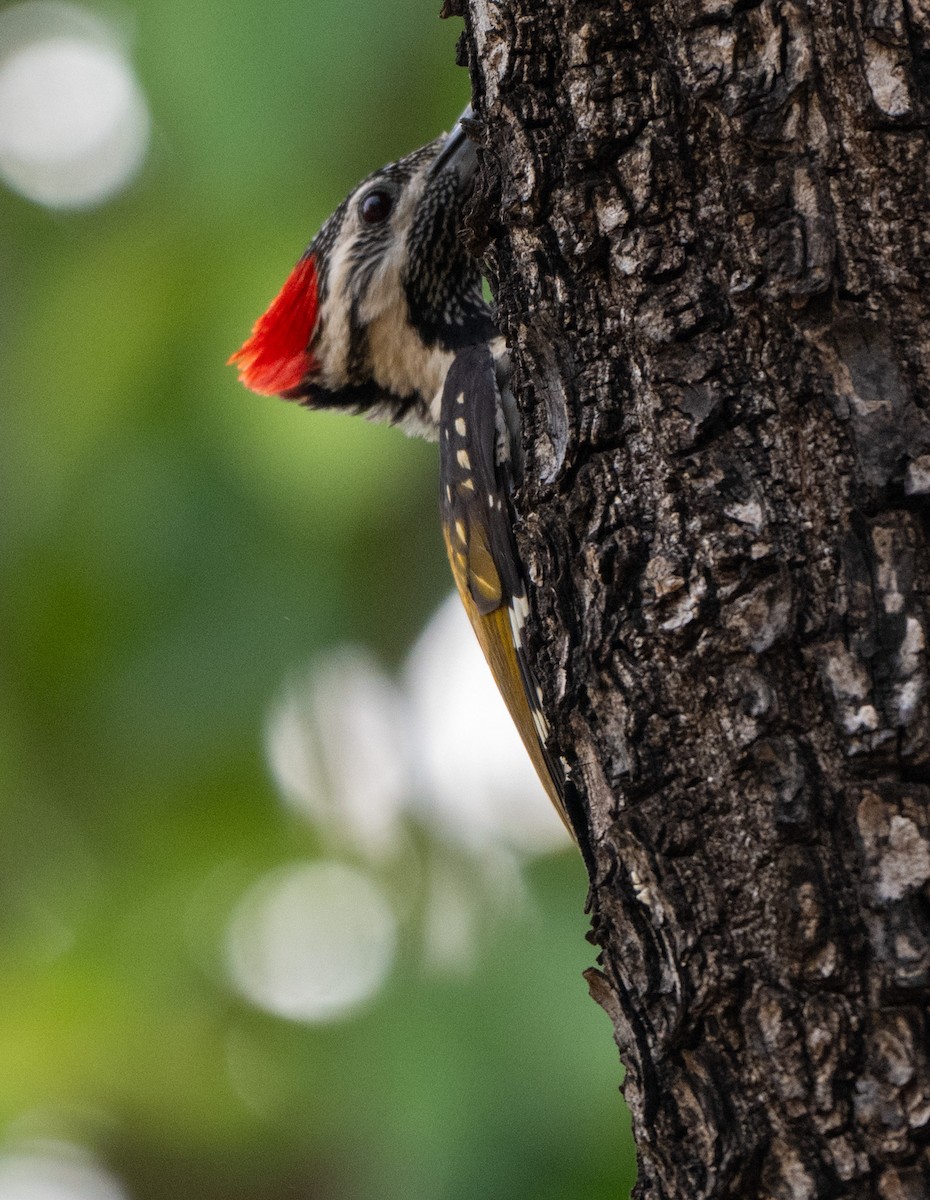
[450,0,930,1197]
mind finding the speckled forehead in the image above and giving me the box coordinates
[374,138,443,184]
[346,137,443,211]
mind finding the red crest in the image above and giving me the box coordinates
[229,254,319,395]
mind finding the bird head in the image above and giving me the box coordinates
[230,111,493,440]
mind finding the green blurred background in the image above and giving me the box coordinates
[0,1,635,1196]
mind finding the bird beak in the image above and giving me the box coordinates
[430,103,477,178]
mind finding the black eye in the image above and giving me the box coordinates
[359,189,393,224]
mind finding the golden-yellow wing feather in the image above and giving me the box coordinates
[442,499,573,836]
[438,342,590,862]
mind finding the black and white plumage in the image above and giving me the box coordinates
[231,118,493,439]
[231,111,593,872]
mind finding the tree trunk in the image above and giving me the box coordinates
[453,0,930,1196]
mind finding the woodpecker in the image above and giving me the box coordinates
[231,111,593,872]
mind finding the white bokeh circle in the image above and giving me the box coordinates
[265,647,410,860]
[0,3,150,208]
[405,593,570,855]
[227,861,397,1023]
[0,1142,129,1200]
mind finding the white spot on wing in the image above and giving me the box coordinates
[509,592,529,633]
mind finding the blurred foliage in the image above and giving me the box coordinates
[0,0,636,1196]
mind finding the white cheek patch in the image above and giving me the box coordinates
[314,232,356,389]
[366,299,453,405]
[356,171,424,328]
[357,170,454,405]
